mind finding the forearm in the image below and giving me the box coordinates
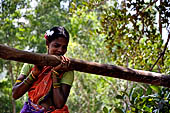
[52,74,67,108]
[12,80,31,100]
[51,57,71,109]
[12,73,37,100]
[52,86,67,108]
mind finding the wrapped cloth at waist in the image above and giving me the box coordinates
[20,99,69,113]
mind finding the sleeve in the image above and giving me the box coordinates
[60,71,74,86]
[20,63,34,76]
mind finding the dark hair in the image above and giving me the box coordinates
[44,26,69,45]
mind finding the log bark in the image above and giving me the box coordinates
[0,44,170,88]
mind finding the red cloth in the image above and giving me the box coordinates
[28,66,69,113]
[46,105,69,113]
[28,66,52,104]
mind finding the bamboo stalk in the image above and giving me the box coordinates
[0,44,170,88]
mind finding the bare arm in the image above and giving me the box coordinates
[51,56,72,109]
[12,74,32,99]
[52,74,71,109]
[12,65,43,100]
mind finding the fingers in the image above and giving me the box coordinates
[60,56,70,67]
[53,56,70,71]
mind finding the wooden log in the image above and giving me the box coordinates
[0,44,170,88]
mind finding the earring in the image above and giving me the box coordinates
[46,46,49,54]
[46,46,48,49]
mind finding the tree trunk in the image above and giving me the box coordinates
[0,44,170,88]
[159,0,162,36]
[8,62,16,113]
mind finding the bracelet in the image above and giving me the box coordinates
[27,71,37,82]
[51,69,60,76]
[53,85,60,88]
[53,82,61,88]
[15,79,22,83]
[31,71,37,80]
[23,79,29,86]
[51,72,60,79]
[28,73,34,81]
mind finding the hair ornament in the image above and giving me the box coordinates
[44,33,48,40]
[46,30,54,36]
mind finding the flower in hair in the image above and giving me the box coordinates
[46,30,54,36]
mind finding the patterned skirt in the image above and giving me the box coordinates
[20,99,69,113]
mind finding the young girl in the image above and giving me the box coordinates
[12,26,74,113]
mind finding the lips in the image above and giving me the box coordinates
[55,53,63,56]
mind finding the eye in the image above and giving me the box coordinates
[53,43,60,48]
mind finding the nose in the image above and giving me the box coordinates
[57,47,63,53]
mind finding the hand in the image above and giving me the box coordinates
[32,65,43,77]
[52,56,70,72]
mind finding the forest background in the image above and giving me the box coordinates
[0,0,170,113]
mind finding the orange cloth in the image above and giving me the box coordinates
[28,66,69,113]
[28,66,52,104]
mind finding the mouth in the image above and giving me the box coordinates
[55,53,63,56]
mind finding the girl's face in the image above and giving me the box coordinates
[48,37,68,56]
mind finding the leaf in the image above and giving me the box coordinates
[114,108,124,113]
[103,106,109,113]
[146,86,152,95]
[150,85,160,93]
[115,95,123,99]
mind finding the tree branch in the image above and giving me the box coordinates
[1,44,170,88]
[150,33,170,71]
[136,0,159,17]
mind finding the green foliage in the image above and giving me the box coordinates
[117,85,170,112]
[68,0,170,112]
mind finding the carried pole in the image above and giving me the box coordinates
[0,44,170,88]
